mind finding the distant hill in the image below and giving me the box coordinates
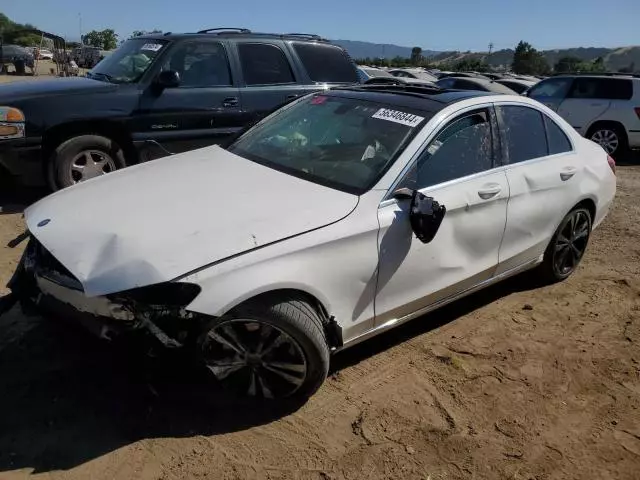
[332,40,438,60]
[333,38,639,72]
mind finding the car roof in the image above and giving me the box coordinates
[135,29,333,44]
[327,85,495,114]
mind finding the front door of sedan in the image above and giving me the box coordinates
[374,107,509,325]
[493,104,581,275]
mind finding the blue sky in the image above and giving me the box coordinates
[4,0,639,51]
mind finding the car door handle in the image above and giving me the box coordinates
[286,94,300,100]
[477,184,502,200]
[560,167,577,181]
[222,97,238,108]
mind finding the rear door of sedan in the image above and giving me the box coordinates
[374,106,510,326]
[493,102,580,274]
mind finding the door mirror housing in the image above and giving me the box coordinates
[394,188,446,244]
[154,70,181,89]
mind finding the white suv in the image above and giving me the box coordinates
[527,75,640,157]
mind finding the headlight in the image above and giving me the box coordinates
[0,106,25,140]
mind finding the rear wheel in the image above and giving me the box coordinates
[197,294,330,400]
[537,207,592,283]
[49,134,126,190]
[589,124,627,158]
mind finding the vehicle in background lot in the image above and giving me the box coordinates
[357,66,394,82]
[0,28,358,190]
[527,74,640,157]
[0,44,34,73]
[437,72,490,80]
[34,48,54,60]
[7,85,615,401]
[436,76,517,94]
[390,68,438,82]
[364,76,436,87]
[494,78,537,94]
[72,46,103,68]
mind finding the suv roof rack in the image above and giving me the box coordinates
[197,27,251,34]
[282,33,326,41]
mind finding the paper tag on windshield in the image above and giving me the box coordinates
[372,108,424,127]
[141,43,163,52]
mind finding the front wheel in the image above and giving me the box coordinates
[537,207,592,283]
[197,294,330,400]
[49,134,126,190]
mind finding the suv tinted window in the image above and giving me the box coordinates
[238,43,294,85]
[293,43,358,83]
[528,77,573,98]
[160,41,231,87]
[498,106,547,163]
[568,77,633,100]
[405,109,493,189]
[543,115,572,154]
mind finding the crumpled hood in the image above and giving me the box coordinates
[25,146,358,297]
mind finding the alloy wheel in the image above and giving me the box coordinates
[590,129,619,155]
[553,210,590,277]
[201,319,308,398]
[70,149,117,183]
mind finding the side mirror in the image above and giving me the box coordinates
[394,188,446,244]
[154,70,181,89]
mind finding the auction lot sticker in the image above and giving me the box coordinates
[372,108,424,127]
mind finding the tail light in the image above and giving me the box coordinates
[607,155,616,175]
[635,107,640,120]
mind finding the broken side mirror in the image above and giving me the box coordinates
[393,188,446,244]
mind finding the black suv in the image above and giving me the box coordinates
[0,28,358,189]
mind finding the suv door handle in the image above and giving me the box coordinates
[560,167,577,181]
[286,94,300,100]
[222,97,238,108]
[477,183,502,200]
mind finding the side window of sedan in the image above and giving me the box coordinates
[402,109,493,190]
[497,105,548,163]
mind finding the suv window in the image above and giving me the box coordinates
[160,40,231,87]
[544,115,572,155]
[403,109,493,190]
[292,43,358,83]
[568,77,633,100]
[528,77,573,98]
[238,43,295,85]
[498,106,547,163]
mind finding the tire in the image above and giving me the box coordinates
[588,124,628,159]
[49,134,127,190]
[197,294,330,400]
[537,207,592,283]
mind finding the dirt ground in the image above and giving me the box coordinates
[1,74,640,479]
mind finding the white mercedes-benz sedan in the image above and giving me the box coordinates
[4,85,616,400]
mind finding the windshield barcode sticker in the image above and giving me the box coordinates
[372,108,424,127]
[141,43,163,52]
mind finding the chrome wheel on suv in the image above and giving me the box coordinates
[70,150,117,183]
[590,128,619,155]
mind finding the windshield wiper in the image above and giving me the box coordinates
[87,71,115,83]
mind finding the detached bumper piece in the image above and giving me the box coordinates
[7,238,203,346]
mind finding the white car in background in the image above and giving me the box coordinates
[527,74,640,157]
[5,85,616,401]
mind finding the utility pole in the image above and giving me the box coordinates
[488,42,494,56]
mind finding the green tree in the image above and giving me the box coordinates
[130,29,162,38]
[0,12,41,46]
[554,56,582,73]
[591,56,606,72]
[410,46,422,65]
[82,29,118,50]
[512,40,549,75]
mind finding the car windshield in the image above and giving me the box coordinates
[228,94,429,194]
[88,38,168,84]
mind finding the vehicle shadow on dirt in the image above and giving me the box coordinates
[0,272,543,474]
[0,175,46,215]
